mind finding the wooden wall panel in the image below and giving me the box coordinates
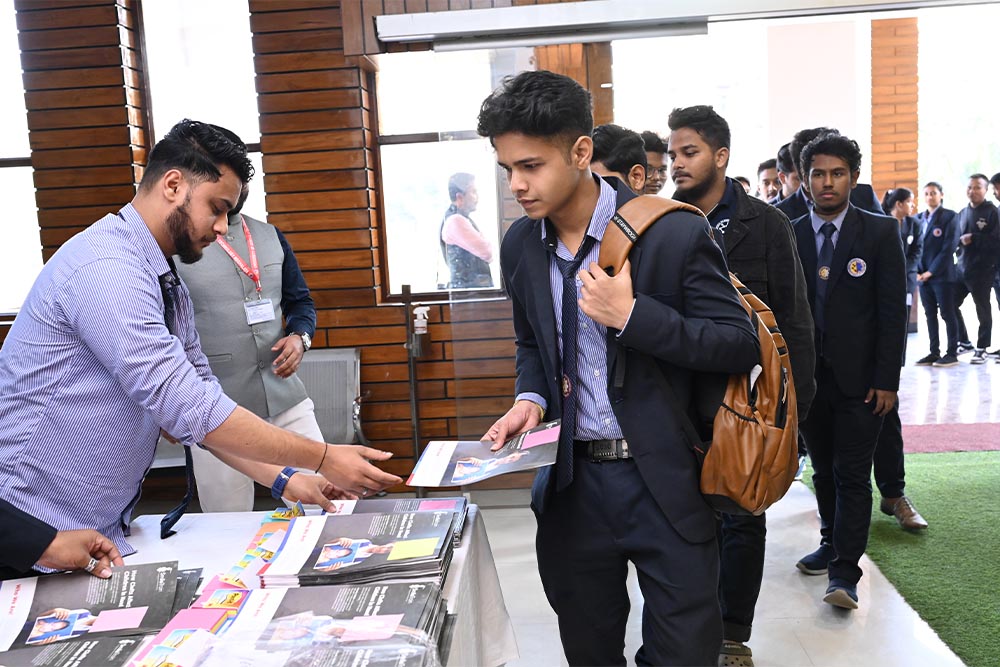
[15,0,148,262]
[871,18,918,197]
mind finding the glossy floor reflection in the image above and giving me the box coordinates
[475,299,998,666]
[899,298,1000,425]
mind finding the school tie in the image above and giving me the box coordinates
[158,269,196,539]
[553,235,596,491]
[814,222,837,332]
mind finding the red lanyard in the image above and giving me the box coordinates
[215,216,262,296]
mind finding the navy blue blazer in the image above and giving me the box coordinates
[777,183,883,221]
[500,178,759,543]
[793,205,907,396]
[899,215,923,295]
[917,207,959,283]
[1,497,57,580]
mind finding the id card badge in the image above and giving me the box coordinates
[244,298,275,325]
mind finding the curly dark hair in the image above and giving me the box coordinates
[477,70,593,149]
[667,105,730,151]
[140,119,254,191]
[800,132,862,177]
[790,126,838,177]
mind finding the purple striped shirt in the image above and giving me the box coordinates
[517,176,623,441]
[0,204,236,559]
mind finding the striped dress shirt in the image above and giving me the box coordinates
[517,176,624,441]
[0,204,236,559]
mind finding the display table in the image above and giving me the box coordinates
[126,504,518,667]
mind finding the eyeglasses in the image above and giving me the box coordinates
[646,167,668,178]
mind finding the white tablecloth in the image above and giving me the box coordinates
[126,505,518,667]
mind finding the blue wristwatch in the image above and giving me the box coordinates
[271,466,298,500]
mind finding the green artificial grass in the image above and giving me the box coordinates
[806,451,1000,667]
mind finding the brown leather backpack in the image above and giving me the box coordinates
[599,195,799,516]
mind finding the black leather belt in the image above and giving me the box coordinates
[576,439,632,461]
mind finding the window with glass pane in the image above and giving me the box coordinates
[0,0,40,314]
[375,48,533,298]
[381,139,501,293]
[918,4,1000,201]
[141,0,266,216]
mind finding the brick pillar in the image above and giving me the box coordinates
[871,17,919,330]
[870,18,918,197]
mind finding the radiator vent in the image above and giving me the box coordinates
[296,347,361,444]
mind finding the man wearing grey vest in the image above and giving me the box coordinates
[177,183,324,511]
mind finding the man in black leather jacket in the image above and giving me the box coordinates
[668,105,815,665]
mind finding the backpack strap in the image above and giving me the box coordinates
[598,195,704,276]
[600,195,715,459]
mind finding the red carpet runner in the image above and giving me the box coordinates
[902,422,1000,453]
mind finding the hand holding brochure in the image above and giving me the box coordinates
[407,420,560,487]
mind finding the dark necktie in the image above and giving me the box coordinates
[158,268,195,539]
[814,222,837,332]
[553,235,596,491]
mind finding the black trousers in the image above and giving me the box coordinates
[919,280,960,356]
[955,275,995,349]
[800,365,884,585]
[872,403,905,498]
[535,457,721,667]
[717,512,765,643]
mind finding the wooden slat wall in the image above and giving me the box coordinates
[534,42,613,126]
[249,1,518,486]
[870,17,918,197]
[15,0,148,262]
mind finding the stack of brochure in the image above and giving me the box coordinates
[0,561,179,660]
[133,581,448,667]
[257,511,456,588]
[0,635,150,667]
[328,496,470,547]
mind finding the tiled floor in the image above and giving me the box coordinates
[469,299,998,666]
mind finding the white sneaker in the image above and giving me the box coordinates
[970,349,987,365]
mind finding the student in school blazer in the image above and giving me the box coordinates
[918,206,959,282]
[793,204,907,397]
[505,179,761,541]
[792,203,906,597]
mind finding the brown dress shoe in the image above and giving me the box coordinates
[880,496,928,530]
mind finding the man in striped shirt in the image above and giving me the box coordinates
[0,120,400,562]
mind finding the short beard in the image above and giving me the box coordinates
[813,197,848,217]
[166,198,202,264]
[672,176,713,205]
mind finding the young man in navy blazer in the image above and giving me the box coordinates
[915,181,961,367]
[791,133,907,609]
[477,71,759,666]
